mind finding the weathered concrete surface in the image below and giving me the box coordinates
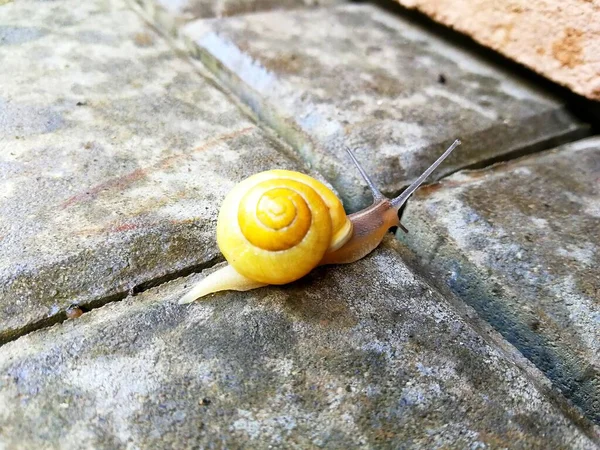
[0,0,310,342]
[154,0,317,20]
[396,0,600,101]
[134,0,343,32]
[180,3,587,211]
[400,137,600,423]
[0,238,598,449]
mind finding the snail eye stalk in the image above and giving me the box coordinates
[391,139,461,210]
[345,146,385,202]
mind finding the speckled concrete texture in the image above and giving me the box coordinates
[180,3,587,211]
[156,0,341,20]
[0,0,309,342]
[0,238,598,449]
[401,137,600,423]
[130,0,343,41]
[395,0,600,101]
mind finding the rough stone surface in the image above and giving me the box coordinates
[0,0,309,342]
[137,0,342,25]
[400,137,600,423]
[396,0,600,101]
[131,0,343,42]
[181,3,586,211]
[0,238,598,449]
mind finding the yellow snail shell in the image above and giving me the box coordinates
[217,169,353,285]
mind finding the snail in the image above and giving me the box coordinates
[179,139,460,304]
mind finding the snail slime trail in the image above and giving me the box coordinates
[179,139,461,304]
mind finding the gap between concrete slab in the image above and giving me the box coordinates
[397,240,600,444]
[0,255,223,348]
[389,129,592,212]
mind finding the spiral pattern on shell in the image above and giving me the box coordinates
[216,170,353,285]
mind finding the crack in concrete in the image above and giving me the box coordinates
[0,255,223,348]
[395,130,594,223]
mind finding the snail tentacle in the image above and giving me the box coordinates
[345,146,384,201]
[178,264,267,304]
[390,139,461,209]
[321,139,461,265]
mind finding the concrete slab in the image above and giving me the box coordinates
[400,137,600,423]
[181,3,587,211]
[0,0,308,342]
[0,238,597,448]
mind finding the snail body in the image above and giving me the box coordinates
[179,140,460,303]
